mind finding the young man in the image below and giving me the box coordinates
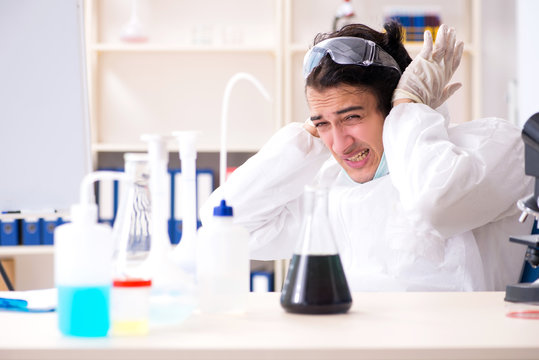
[201,23,532,291]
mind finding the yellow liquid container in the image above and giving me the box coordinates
[111,279,152,336]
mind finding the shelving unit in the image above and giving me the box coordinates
[84,0,283,155]
[85,0,481,157]
[0,246,53,257]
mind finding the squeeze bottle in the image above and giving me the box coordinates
[55,171,126,337]
[197,199,249,314]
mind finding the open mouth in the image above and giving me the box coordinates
[346,149,369,162]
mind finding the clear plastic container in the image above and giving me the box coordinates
[111,278,152,335]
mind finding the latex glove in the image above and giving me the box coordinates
[392,24,464,109]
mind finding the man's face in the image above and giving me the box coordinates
[306,84,385,184]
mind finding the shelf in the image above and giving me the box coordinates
[92,143,260,154]
[0,246,54,257]
[0,212,68,222]
[91,43,277,54]
[289,42,476,55]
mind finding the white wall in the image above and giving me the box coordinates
[480,0,516,122]
[517,0,539,127]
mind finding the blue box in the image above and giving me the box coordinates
[21,219,41,245]
[40,218,60,245]
[0,220,19,246]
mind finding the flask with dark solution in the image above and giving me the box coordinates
[280,186,352,314]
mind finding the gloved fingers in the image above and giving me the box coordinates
[442,82,463,102]
[432,24,448,62]
[419,29,433,59]
[452,40,464,72]
[444,27,457,67]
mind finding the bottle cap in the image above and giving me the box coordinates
[113,278,152,288]
[213,199,233,217]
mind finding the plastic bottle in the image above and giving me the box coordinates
[55,171,127,337]
[280,186,352,314]
[197,199,250,314]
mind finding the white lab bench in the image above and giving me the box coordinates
[1,291,539,359]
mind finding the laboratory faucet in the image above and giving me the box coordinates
[220,73,271,187]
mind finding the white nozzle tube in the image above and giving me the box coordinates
[76,171,129,225]
[173,131,198,243]
[80,171,129,205]
[141,134,173,260]
[221,73,272,187]
[174,131,199,161]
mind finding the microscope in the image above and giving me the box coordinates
[505,112,539,305]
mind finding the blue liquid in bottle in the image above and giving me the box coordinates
[58,285,110,337]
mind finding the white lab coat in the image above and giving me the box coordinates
[201,103,534,291]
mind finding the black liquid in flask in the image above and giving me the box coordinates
[280,186,352,314]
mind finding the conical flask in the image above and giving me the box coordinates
[112,153,152,280]
[280,186,352,314]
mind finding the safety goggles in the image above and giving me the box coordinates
[303,36,401,79]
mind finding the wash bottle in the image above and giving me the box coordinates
[55,171,127,337]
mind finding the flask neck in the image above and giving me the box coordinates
[295,187,339,256]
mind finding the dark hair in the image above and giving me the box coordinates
[306,21,412,116]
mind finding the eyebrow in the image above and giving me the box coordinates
[310,106,365,121]
[336,106,364,114]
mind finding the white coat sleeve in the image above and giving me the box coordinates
[383,103,532,238]
[200,122,330,260]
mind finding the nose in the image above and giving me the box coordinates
[331,125,354,155]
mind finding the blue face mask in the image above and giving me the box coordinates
[342,152,389,184]
[373,152,389,180]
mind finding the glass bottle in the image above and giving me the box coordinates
[112,153,152,280]
[280,186,352,314]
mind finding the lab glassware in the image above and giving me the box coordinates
[113,153,151,280]
[280,186,352,314]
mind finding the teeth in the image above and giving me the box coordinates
[347,149,369,162]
